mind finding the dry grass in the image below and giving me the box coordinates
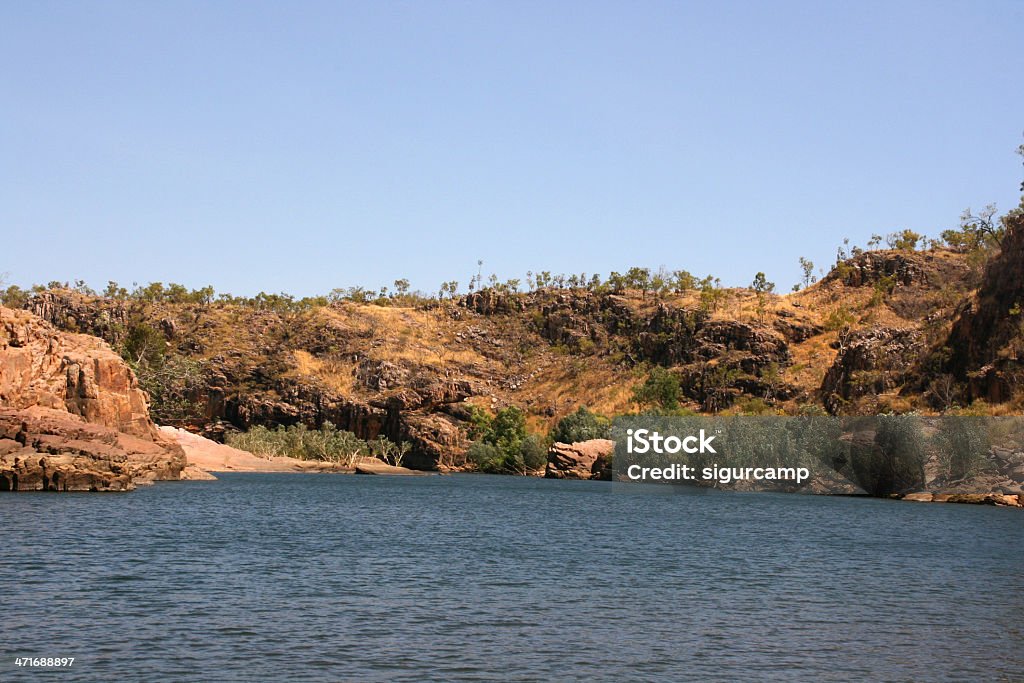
[318,304,488,370]
[289,350,356,395]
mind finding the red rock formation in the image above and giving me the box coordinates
[0,306,185,491]
[545,439,615,480]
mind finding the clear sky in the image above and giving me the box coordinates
[2,1,1022,297]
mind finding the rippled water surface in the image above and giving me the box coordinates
[2,473,1022,681]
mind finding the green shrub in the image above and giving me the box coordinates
[467,441,502,472]
[226,422,404,467]
[632,367,680,411]
[519,434,548,471]
[485,406,527,454]
[130,354,205,426]
[550,406,611,443]
[465,405,494,440]
[0,285,30,308]
[824,306,856,331]
[467,405,547,474]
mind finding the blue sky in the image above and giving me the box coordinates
[2,1,1022,297]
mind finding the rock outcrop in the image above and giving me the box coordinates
[545,439,615,480]
[0,306,185,491]
[821,328,924,414]
[158,425,347,473]
[821,250,930,288]
[947,213,1024,402]
[1,305,154,435]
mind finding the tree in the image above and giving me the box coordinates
[104,281,129,299]
[632,367,680,412]
[625,267,651,298]
[467,441,501,471]
[698,275,723,313]
[485,406,527,454]
[798,257,816,289]
[606,271,627,293]
[519,434,548,471]
[885,229,922,251]
[133,354,205,426]
[1,284,29,308]
[122,323,167,365]
[550,406,611,443]
[941,205,1004,249]
[467,405,542,474]
[933,417,990,482]
[194,285,215,305]
[672,270,696,292]
[751,272,775,323]
[750,272,774,294]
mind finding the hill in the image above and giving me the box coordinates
[7,212,1023,470]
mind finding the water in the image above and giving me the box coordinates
[1,474,1022,682]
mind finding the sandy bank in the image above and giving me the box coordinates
[158,426,353,473]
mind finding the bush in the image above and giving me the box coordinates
[467,441,502,472]
[1,285,30,308]
[122,323,167,365]
[824,306,856,331]
[226,422,403,467]
[485,406,527,454]
[465,405,493,440]
[550,406,611,444]
[467,405,546,474]
[632,367,680,411]
[519,434,548,471]
[932,418,991,482]
[131,354,206,426]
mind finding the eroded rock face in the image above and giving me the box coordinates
[29,290,133,346]
[947,213,1024,402]
[822,250,929,288]
[1,306,153,437]
[476,291,795,412]
[0,406,185,491]
[0,306,185,491]
[820,328,924,413]
[545,439,615,480]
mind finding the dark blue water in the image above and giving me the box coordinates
[1,474,1022,682]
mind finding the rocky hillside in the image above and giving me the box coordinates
[0,306,186,490]
[947,211,1024,401]
[11,232,1023,471]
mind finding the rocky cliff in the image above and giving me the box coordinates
[10,238,1021,472]
[0,306,186,490]
[947,212,1024,402]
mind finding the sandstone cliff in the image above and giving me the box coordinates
[0,306,185,491]
[947,212,1024,402]
[9,237,1020,473]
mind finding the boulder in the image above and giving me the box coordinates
[354,459,429,475]
[180,465,218,481]
[545,439,615,480]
